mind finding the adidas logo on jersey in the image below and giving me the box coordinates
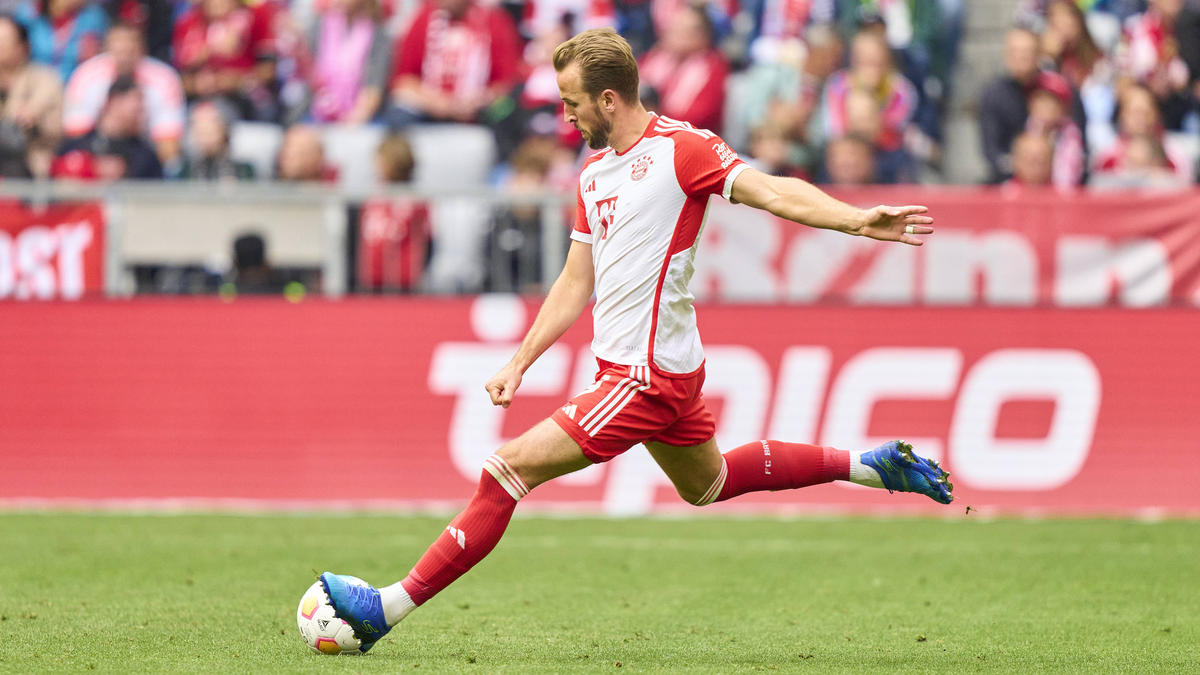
[561,403,578,419]
[585,179,596,193]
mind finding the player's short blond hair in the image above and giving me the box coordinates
[552,28,639,104]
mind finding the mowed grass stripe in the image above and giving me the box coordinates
[1,514,1196,673]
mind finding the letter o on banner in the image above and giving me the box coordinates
[949,349,1101,490]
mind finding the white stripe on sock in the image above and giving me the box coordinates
[694,458,728,506]
[482,455,529,500]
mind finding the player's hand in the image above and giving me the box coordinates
[485,365,523,408]
[859,205,933,246]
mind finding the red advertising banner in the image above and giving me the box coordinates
[0,201,105,300]
[1,297,1198,516]
[695,187,1200,307]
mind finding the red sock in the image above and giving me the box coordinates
[400,455,529,605]
[713,441,849,503]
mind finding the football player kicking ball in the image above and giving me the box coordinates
[321,28,952,651]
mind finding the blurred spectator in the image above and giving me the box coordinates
[358,133,431,292]
[650,0,733,49]
[53,74,163,179]
[1115,0,1193,128]
[1038,0,1121,153]
[1041,0,1105,88]
[307,0,390,123]
[374,131,414,182]
[15,0,108,82]
[980,27,1042,182]
[823,133,877,185]
[1018,0,1150,28]
[1093,83,1195,181]
[275,123,334,181]
[1180,1,1200,96]
[63,22,184,170]
[831,0,955,153]
[174,0,265,119]
[747,117,807,178]
[503,18,577,158]
[739,0,818,66]
[483,135,556,293]
[842,83,914,182]
[1090,131,1192,188]
[1007,129,1055,187]
[178,101,254,179]
[100,0,172,62]
[387,0,521,126]
[520,0,615,41]
[731,23,843,171]
[818,29,917,156]
[638,4,729,131]
[254,0,312,125]
[1025,71,1085,187]
[227,232,288,293]
[0,13,61,177]
[612,0,656,56]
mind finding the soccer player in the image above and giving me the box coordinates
[321,28,952,651]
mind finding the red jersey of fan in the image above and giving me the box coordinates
[391,0,521,101]
[572,114,748,376]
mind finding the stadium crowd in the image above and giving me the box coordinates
[2,0,1197,293]
[0,0,1195,187]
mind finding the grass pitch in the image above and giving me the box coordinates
[1,512,1196,673]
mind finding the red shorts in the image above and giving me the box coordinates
[551,359,716,463]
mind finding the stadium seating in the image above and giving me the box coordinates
[230,121,286,180]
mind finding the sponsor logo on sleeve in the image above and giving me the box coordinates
[713,142,738,169]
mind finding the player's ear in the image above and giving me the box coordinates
[601,90,616,112]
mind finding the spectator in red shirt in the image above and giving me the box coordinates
[1025,70,1085,188]
[359,133,431,292]
[1116,0,1192,128]
[173,0,264,118]
[638,3,728,132]
[387,0,521,126]
[638,4,720,131]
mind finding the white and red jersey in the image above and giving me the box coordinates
[571,114,748,376]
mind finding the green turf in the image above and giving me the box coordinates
[1,513,1196,673]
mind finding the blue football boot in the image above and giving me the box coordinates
[320,572,391,652]
[860,440,954,504]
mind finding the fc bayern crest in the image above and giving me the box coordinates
[631,154,654,181]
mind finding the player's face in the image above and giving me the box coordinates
[558,63,613,150]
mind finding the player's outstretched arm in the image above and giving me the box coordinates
[729,167,933,246]
[485,240,595,408]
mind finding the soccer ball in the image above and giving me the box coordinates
[296,579,363,655]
